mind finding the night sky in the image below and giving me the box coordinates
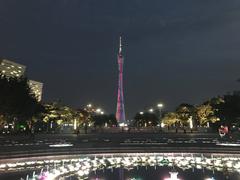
[0,1,240,118]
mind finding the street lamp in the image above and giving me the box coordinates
[149,108,154,113]
[87,104,92,108]
[157,103,163,108]
[157,103,164,119]
[140,112,144,115]
[96,108,101,113]
[157,103,164,128]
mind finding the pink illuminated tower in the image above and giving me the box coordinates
[116,36,126,123]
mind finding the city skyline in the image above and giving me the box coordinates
[1,2,240,180]
[0,1,240,118]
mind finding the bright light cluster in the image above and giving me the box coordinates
[1,153,240,180]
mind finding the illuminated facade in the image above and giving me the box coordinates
[0,59,26,77]
[28,80,43,102]
[116,37,126,123]
[0,59,43,102]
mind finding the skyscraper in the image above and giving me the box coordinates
[0,59,43,102]
[28,80,43,102]
[0,59,26,77]
[116,37,126,123]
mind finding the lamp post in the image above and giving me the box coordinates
[157,103,164,125]
[149,108,154,113]
[157,103,163,115]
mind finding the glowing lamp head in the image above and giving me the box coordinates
[96,108,101,113]
[87,104,92,108]
[149,109,154,112]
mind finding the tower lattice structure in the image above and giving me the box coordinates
[116,36,126,123]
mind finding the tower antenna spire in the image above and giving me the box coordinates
[119,36,122,54]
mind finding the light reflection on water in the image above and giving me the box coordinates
[0,153,240,180]
[85,166,238,180]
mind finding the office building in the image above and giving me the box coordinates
[28,80,43,102]
[0,59,43,102]
[0,59,26,77]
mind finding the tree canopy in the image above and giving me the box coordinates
[162,112,179,126]
[0,75,43,124]
[211,94,240,125]
[92,114,117,127]
[133,112,158,127]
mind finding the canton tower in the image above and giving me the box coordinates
[116,36,126,123]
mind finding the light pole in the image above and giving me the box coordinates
[157,103,164,118]
[157,103,164,127]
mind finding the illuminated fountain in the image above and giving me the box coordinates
[1,153,240,180]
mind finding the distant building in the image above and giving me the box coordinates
[0,59,43,102]
[0,59,26,77]
[28,80,43,102]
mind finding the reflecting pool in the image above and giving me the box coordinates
[0,153,240,180]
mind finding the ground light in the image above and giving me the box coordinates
[119,122,128,127]
[164,171,180,180]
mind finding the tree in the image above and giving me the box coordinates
[162,112,179,126]
[195,104,219,126]
[43,102,84,131]
[176,103,195,126]
[92,114,117,127]
[0,75,43,129]
[212,93,240,125]
[133,112,158,127]
[76,109,91,127]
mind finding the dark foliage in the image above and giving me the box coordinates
[92,114,117,127]
[213,94,240,125]
[0,75,44,124]
[133,112,158,127]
